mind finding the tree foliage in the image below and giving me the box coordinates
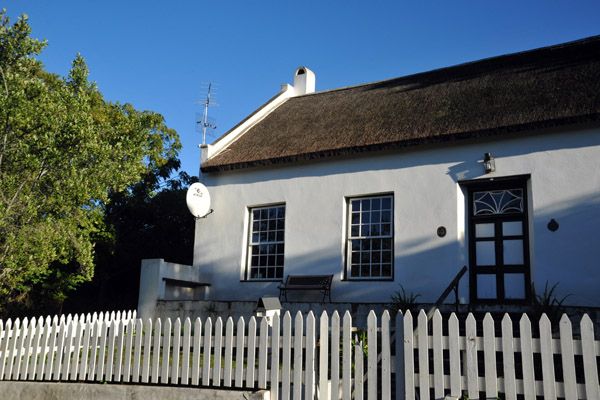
[0,11,180,314]
[62,159,197,314]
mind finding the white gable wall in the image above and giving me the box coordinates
[195,125,600,306]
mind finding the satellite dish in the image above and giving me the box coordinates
[186,182,212,218]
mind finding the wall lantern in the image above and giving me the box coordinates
[483,153,496,174]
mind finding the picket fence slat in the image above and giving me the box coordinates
[224,317,234,387]
[181,317,192,385]
[355,340,364,400]
[191,317,202,386]
[114,319,126,382]
[540,314,557,399]
[151,318,161,383]
[403,310,415,400]
[502,314,517,400]
[418,310,429,400]
[213,317,223,386]
[305,311,316,400]
[520,314,536,400]
[281,312,292,400]
[1,309,599,400]
[381,310,391,400]
[395,311,404,400]
[172,318,181,385]
[270,313,281,400]
[0,319,8,380]
[258,317,268,389]
[293,311,303,400]
[483,313,498,398]
[331,311,341,400]
[432,310,444,399]
[124,319,134,382]
[234,317,244,388]
[448,313,461,397]
[367,310,377,400]
[246,317,256,388]
[581,314,600,400]
[342,310,352,400]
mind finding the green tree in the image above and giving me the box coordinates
[0,11,180,315]
[61,158,197,314]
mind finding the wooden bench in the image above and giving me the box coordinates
[278,274,333,303]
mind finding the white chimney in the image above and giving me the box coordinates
[293,66,315,95]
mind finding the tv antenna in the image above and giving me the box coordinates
[196,82,219,145]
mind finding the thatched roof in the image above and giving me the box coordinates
[202,36,600,172]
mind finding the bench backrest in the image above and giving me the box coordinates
[284,274,333,289]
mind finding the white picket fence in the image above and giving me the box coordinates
[0,309,599,400]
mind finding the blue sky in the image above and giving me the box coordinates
[3,1,599,176]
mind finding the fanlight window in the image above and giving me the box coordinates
[473,189,524,215]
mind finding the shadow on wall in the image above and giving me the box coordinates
[206,125,600,185]
[532,191,600,306]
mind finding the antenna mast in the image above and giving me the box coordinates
[197,82,219,145]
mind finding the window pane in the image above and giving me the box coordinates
[382,264,392,276]
[372,198,381,210]
[362,212,371,223]
[371,239,381,250]
[381,197,391,209]
[475,223,494,238]
[476,241,495,266]
[382,211,391,223]
[361,225,369,236]
[351,226,359,237]
[502,221,522,236]
[477,274,497,299]
[382,251,392,262]
[371,224,380,236]
[361,264,370,276]
[372,251,381,263]
[382,223,391,236]
[505,274,525,299]
[362,199,370,211]
[503,240,524,265]
[351,200,360,212]
[372,211,380,223]
[351,264,360,277]
[277,207,285,218]
[372,265,381,277]
[351,212,360,224]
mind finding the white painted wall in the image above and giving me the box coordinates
[194,125,600,306]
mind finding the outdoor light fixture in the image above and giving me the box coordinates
[483,152,496,174]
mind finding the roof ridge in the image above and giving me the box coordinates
[293,35,600,98]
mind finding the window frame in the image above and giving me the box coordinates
[344,193,395,281]
[244,203,286,282]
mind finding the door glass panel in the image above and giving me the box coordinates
[475,223,494,238]
[477,275,497,299]
[502,221,522,236]
[504,273,526,299]
[476,241,495,266]
[503,240,524,265]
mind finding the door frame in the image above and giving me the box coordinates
[460,174,532,304]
